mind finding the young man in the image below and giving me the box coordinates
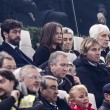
[89,24,110,58]
[73,37,110,108]
[0,19,35,67]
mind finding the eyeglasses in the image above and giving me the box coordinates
[26,75,41,81]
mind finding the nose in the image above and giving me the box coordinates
[105,35,109,41]
[55,89,58,94]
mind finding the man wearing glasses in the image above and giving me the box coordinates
[17,65,41,96]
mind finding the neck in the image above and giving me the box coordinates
[52,44,57,49]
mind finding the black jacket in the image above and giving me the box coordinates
[0,42,35,67]
[33,45,62,67]
[73,55,110,108]
[41,67,75,93]
[98,100,110,110]
[34,95,71,110]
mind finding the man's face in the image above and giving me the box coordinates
[21,68,41,92]
[97,31,109,49]
[6,28,21,46]
[86,44,101,64]
[50,55,69,78]
[2,59,16,71]
[0,76,14,96]
[41,79,58,103]
[62,33,73,52]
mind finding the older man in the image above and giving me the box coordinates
[41,51,80,93]
[35,75,71,110]
[89,24,110,58]
[17,65,41,96]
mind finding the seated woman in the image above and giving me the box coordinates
[33,22,63,67]
[68,84,95,110]
[62,27,79,62]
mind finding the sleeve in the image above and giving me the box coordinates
[0,96,16,110]
[76,67,103,108]
[33,46,50,66]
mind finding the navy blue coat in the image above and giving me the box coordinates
[73,55,110,108]
[0,42,35,67]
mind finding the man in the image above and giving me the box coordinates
[41,51,78,93]
[17,65,41,96]
[99,83,110,110]
[73,37,110,108]
[35,75,71,110]
[0,51,16,71]
[0,19,35,67]
[89,24,110,58]
[0,69,45,110]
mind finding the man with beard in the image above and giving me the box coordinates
[0,19,35,67]
[17,65,41,96]
[0,69,45,110]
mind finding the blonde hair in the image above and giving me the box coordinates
[68,84,88,104]
[80,37,101,55]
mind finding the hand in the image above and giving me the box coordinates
[11,90,20,101]
[97,12,106,24]
[73,76,81,85]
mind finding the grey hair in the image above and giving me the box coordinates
[89,24,109,38]
[40,75,57,89]
[48,51,68,66]
[18,64,39,80]
[62,27,74,36]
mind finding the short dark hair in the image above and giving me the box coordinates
[0,69,18,89]
[1,19,23,40]
[103,83,110,93]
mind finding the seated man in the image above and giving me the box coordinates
[73,37,110,108]
[41,51,79,93]
[0,19,35,67]
[16,65,41,96]
[89,24,110,58]
[99,83,110,110]
[0,69,44,110]
[0,51,16,71]
[35,75,71,110]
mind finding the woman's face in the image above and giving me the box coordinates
[53,26,63,44]
[72,90,89,109]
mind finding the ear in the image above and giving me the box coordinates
[20,77,25,82]
[11,80,15,87]
[40,87,45,95]
[3,32,8,39]
[50,63,55,71]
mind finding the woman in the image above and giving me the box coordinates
[33,22,63,67]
